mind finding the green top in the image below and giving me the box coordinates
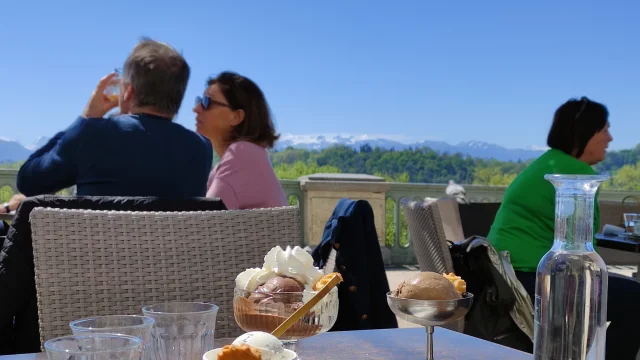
[488,149,599,272]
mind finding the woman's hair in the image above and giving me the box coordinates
[547,97,609,158]
[207,71,279,148]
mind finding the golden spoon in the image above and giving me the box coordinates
[271,273,343,338]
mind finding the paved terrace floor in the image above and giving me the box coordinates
[385,265,638,329]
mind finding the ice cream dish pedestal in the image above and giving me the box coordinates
[387,292,474,360]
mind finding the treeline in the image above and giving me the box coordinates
[0,161,23,169]
[270,145,640,190]
[271,145,530,185]
[594,144,640,174]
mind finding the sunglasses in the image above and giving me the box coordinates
[195,96,232,110]
[575,96,590,120]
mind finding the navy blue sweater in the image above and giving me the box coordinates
[17,114,213,198]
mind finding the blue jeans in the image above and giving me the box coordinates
[516,270,640,360]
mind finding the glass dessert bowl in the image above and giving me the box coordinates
[233,286,339,342]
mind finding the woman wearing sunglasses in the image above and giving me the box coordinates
[193,71,287,210]
[488,97,640,358]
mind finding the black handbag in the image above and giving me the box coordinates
[449,236,533,353]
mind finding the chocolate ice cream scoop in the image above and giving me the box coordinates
[256,276,305,293]
[249,276,305,305]
[394,271,462,300]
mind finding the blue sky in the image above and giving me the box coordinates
[1,0,638,150]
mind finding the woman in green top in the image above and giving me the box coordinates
[488,97,640,359]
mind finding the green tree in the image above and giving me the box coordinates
[0,186,12,202]
[473,166,518,186]
[0,161,24,169]
[273,161,340,180]
[375,172,410,247]
[602,163,640,191]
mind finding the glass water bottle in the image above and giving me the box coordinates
[534,175,608,360]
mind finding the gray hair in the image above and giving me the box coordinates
[122,37,190,116]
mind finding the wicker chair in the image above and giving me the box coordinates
[29,206,300,346]
[599,200,626,232]
[401,198,462,273]
[598,196,640,231]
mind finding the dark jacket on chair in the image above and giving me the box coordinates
[0,195,226,355]
[312,198,398,331]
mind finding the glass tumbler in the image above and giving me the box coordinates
[44,333,142,360]
[104,68,122,103]
[70,315,154,360]
[623,213,640,234]
[142,302,218,360]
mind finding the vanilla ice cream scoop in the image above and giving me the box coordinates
[232,331,286,360]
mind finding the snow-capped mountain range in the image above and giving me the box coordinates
[0,134,547,163]
[274,133,546,161]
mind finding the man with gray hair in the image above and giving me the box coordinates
[17,38,212,197]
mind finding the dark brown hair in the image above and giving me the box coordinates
[123,37,190,116]
[547,97,609,158]
[207,71,279,148]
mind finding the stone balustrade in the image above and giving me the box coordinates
[2,168,639,264]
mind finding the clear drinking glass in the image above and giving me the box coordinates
[44,334,142,360]
[70,315,154,360]
[104,68,122,103]
[142,302,218,360]
[534,175,609,360]
[623,213,640,234]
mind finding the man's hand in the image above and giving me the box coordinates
[1,194,25,213]
[8,194,25,211]
[82,73,119,118]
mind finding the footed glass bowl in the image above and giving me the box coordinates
[233,287,339,342]
[387,292,473,360]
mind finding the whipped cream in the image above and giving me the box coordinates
[235,246,324,291]
[235,268,277,291]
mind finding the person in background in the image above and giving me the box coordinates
[488,97,640,359]
[17,38,212,198]
[193,71,287,210]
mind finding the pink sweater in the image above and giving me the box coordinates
[206,141,287,210]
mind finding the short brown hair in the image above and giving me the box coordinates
[123,37,190,116]
[207,71,279,148]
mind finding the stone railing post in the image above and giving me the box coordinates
[299,173,390,247]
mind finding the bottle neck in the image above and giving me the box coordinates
[552,193,596,251]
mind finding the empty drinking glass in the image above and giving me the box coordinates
[44,333,142,359]
[70,315,154,360]
[142,302,218,360]
[624,213,640,234]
